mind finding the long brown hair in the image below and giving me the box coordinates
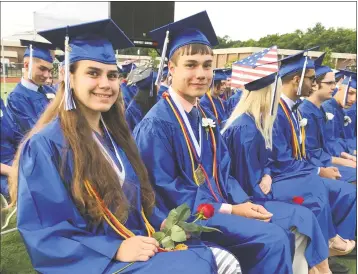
[9,63,155,224]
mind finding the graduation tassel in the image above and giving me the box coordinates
[270,73,279,116]
[155,30,170,86]
[28,44,33,80]
[64,34,76,111]
[297,55,308,96]
[342,76,351,108]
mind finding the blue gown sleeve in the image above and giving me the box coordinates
[134,119,224,217]
[6,93,37,136]
[17,135,123,273]
[269,112,317,176]
[302,113,332,167]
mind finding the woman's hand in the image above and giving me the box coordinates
[116,236,159,262]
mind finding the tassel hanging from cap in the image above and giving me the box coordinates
[270,73,279,116]
[64,34,76,111]
[155,30,170,86]
[28,44,33,80]
[297,55,308,96]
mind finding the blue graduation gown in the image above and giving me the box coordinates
[222,113,330,267]
[120,82,137,108]
[200,93,228,125]
[226,90,242,117]
[134,98,296,274]
[0,99,19,197]
[17,118,217,274]
[157,84,169,102]
[322,98,356,153]
[6,82,55,143]
[344,103,357,139]
[298,100,356,182]
[125,100,143,132]
[270,102,357,239]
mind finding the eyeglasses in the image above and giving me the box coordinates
[304,75,316,82]
[320,81,336,86]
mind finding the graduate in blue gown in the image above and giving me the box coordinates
[0,98,19,198]
[269,49,356,243]
[13,19,225,274]
[221,64,336,272]
[125,67,158,132]
[200,69,228,126]
[6,39,56,142]
[298,54,356,183]
[322,70,357,154]
[344,102,357,137]
[134,11,325,274]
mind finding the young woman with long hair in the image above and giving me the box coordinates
[8,19,224,274]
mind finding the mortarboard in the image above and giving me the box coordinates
[213,69,228,82]
[38,19,134,111]
[314,53,332,78]
[127,66,157,96]
[279,46,319,96]
[20,39,56,80]
[335,70,345,81]
[149,11,218,85]
[121,60,137,74]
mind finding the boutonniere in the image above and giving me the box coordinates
[325,112,334,121]
[344,116,352,126]
[202,118,216,139]
[299,118,307,127]
[0,109,3,118]
[46,93,55,100]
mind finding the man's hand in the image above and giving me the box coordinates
[259,174,272,195]
[232,202,273,222]
[319,167,342,180]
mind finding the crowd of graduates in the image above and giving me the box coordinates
[0,10,357,274]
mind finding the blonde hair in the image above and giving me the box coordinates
[222,79,282,149]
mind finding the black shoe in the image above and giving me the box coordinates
[328,257,349,274]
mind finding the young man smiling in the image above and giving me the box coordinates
[133,11,336,274]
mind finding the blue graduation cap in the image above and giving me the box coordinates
[55,54,65,63]
[162,66,169,77]
[127,67,158,96]
[314,53,332,78]
[223,68,232,78]
[335,70,345,81]
[149,11,218,85]
[20,39,55,80]
[213,69,228,82]
[279,46,319,96]
[340,70,357,107]
[38,19,134,111]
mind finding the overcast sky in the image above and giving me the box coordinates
[1,1,356,41]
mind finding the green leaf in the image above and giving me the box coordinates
[163,208,179,230]
[178,221,201,233]
[200,226,222,233]
[152,231,166,242]
[161,236,175,249]
[175,204,191,222]
[170,225,187,242]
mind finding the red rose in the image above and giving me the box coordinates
[197,204,215,220]
[292,196,304,205]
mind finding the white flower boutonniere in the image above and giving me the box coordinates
[202,118,216,139]
[344,116,352,126]
[46,93,55,100]
[299,118,307,127]
[325,112,334,121]
[0,109,3,118]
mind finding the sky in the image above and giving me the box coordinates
[1,1,356,41]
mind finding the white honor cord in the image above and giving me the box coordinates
[92,116,126,183]
[168,87,202,157]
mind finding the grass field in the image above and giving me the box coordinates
[1,83,17,102]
